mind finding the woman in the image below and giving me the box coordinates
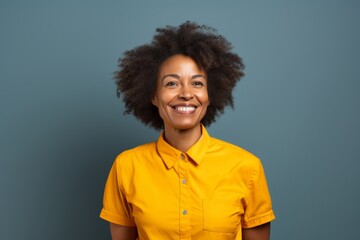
[100,22,275,240]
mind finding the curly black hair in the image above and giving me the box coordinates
[115,21,245,130]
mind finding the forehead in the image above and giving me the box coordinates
[158,54,205,75]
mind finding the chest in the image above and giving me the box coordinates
[124,157,248,239]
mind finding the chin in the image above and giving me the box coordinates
[171,121,202,130]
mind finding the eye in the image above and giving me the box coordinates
[165,81,178,87]
[193,81,204,87]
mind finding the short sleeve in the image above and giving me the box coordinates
[242,159,275,228]
[99,156,136,226]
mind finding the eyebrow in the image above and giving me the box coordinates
[161,74,206,81]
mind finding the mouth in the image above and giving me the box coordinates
[172,105,197,114]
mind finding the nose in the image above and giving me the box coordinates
[178,85,194,100]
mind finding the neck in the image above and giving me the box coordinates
[163,125,202,153]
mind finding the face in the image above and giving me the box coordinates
[152,54,209,131]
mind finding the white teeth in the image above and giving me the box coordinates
[175,106,196,112]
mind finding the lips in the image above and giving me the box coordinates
[172,105,197,113]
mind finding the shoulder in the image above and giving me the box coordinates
[114,142,157,167]
[208,136,262,168]
[210,137,259,159]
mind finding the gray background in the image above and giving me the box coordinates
[1,0,359,239]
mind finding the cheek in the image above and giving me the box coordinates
[201,91,209,105]
[205,94,210,105]
[152,90,166,107]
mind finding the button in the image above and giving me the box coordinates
[182,179,186,184]
[182,210,187,215]
[180,154,185,160]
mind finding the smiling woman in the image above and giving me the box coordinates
[152,55,209,151]
[100,22,275,240]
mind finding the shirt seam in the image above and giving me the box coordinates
[242,209,275,228]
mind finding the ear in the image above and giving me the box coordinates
[151,94,158,107]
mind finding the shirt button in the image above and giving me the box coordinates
[180,154,185,160]
[182,179,187,184]
[182,210,187,215]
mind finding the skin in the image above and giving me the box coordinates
[109,54,271,240]
[110,223,137,240]
[243,222,271,240]
[152,54,209,152]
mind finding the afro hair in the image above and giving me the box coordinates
[114,21,245,130]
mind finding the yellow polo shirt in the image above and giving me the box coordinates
[100,126,275,239]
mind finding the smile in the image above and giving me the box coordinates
[173,105,196,113]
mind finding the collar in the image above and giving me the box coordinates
[156,125,210,169]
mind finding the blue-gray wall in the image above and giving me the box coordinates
[1,0,359,239]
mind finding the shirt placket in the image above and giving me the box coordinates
[179,153,191,239]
